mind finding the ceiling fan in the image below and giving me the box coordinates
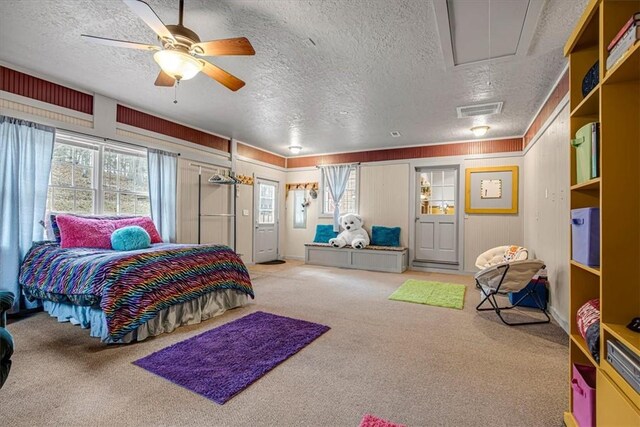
[81,0,254,91]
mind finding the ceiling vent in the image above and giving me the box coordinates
[456,102,503,118]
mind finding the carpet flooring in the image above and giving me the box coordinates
[1,260,568,426]
[388,280,466,309]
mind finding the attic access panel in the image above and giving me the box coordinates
[433,0,544,68]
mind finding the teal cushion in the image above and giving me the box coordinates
[371,226,401,247]
[313,224,338,243]
[111,226,151,251]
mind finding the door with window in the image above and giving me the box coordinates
[254,179,279,263]
[415,167,458,264]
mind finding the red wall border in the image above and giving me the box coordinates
[116,105,230,153]
[0,66,93,115]
[286,138,523,168]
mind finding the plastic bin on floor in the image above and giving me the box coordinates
[572,363,596,427]
[508,280,547,309]
[571,208,600,267]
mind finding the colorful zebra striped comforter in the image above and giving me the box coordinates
[19,242,253,341]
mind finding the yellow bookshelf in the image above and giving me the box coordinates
[564,1,640,425]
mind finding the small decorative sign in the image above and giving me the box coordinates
[480,179,502,199]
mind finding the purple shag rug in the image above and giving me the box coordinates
[133,311,330,404]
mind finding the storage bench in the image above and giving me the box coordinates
[304,243,408,273]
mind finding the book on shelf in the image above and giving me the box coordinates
[606,23,639,70]
[607,13,640,51]
[591,122,599,179]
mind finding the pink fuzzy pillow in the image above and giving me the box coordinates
[56,214,116,249]
[56,215,163,249]
[114,217,163,244]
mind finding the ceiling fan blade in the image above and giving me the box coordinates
[122,0,175,42]
[81,34,159,51]
[191,37,255,56]
[202,61,244,92]
[154,70,176,87]
[201,61,245,91]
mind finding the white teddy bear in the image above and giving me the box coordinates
[328,214,370,249]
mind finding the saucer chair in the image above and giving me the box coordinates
[475,259,550,326]
[475,245,529,270]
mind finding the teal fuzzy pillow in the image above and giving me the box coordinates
[111,226,151,251]
[313,224,338,243]
[371,226,401,247]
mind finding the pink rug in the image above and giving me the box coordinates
[359,414,405,427]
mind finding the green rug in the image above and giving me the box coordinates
[389,280,466,310]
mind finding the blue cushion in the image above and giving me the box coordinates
[111,226,151,251]
[371,226,401,247]
[313,224,338,243]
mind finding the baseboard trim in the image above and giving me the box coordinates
[549,305,569,334]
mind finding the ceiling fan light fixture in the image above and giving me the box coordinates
[470,125,490,137]
[153,50,203,81]
[288,145,303,154]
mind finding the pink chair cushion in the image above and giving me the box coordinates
[56,215,163,249]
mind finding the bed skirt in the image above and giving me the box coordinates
[43,289,248,344]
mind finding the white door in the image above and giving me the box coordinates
[254,179,278,263]
[415,168,458,264]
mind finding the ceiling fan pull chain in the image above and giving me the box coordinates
[174,81,180,104]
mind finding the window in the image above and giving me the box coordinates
[46,134,150,216]
[257,181,276,224]
[321,167,358,216]
[47,143,96,214]
[102,147,150,215]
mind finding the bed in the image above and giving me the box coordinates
[19,241,254,344]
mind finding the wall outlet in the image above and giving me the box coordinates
[242,209,249,216]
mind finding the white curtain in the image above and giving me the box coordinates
[0,116,55,313]
[147,148,178,243]
[322,164,353,232]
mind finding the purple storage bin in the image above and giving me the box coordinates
[572,363,596,427]
[571,208,600,266]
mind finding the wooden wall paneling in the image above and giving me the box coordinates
[0,66,93,114]
[236,142,286,168]
[116,105,230,152]
[286,138,523,168]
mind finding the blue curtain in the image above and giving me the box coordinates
[147,148,178,243]
[322,164,353,232]
[0,116,55,313]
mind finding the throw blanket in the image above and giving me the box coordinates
[20,242,253,341]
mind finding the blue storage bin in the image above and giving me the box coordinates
[571,208,600,266]
[509,280,548,309]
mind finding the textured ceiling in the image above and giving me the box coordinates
[0,0,587,156]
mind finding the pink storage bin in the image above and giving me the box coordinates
[572,363,596,427]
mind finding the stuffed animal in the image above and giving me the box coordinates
[328,214,370,249]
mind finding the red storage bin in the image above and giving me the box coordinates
[572,363,596,427]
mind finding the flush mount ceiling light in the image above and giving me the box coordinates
[153,50,204,81]
[289,145,303,154]
[470,126,490,137]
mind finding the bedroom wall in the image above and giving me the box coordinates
[462,156,525,271]
[523,102,570,331]
[0,62,291,266]
[283,164,411,259]
[235,158,287,264]
[284,155,524,270]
